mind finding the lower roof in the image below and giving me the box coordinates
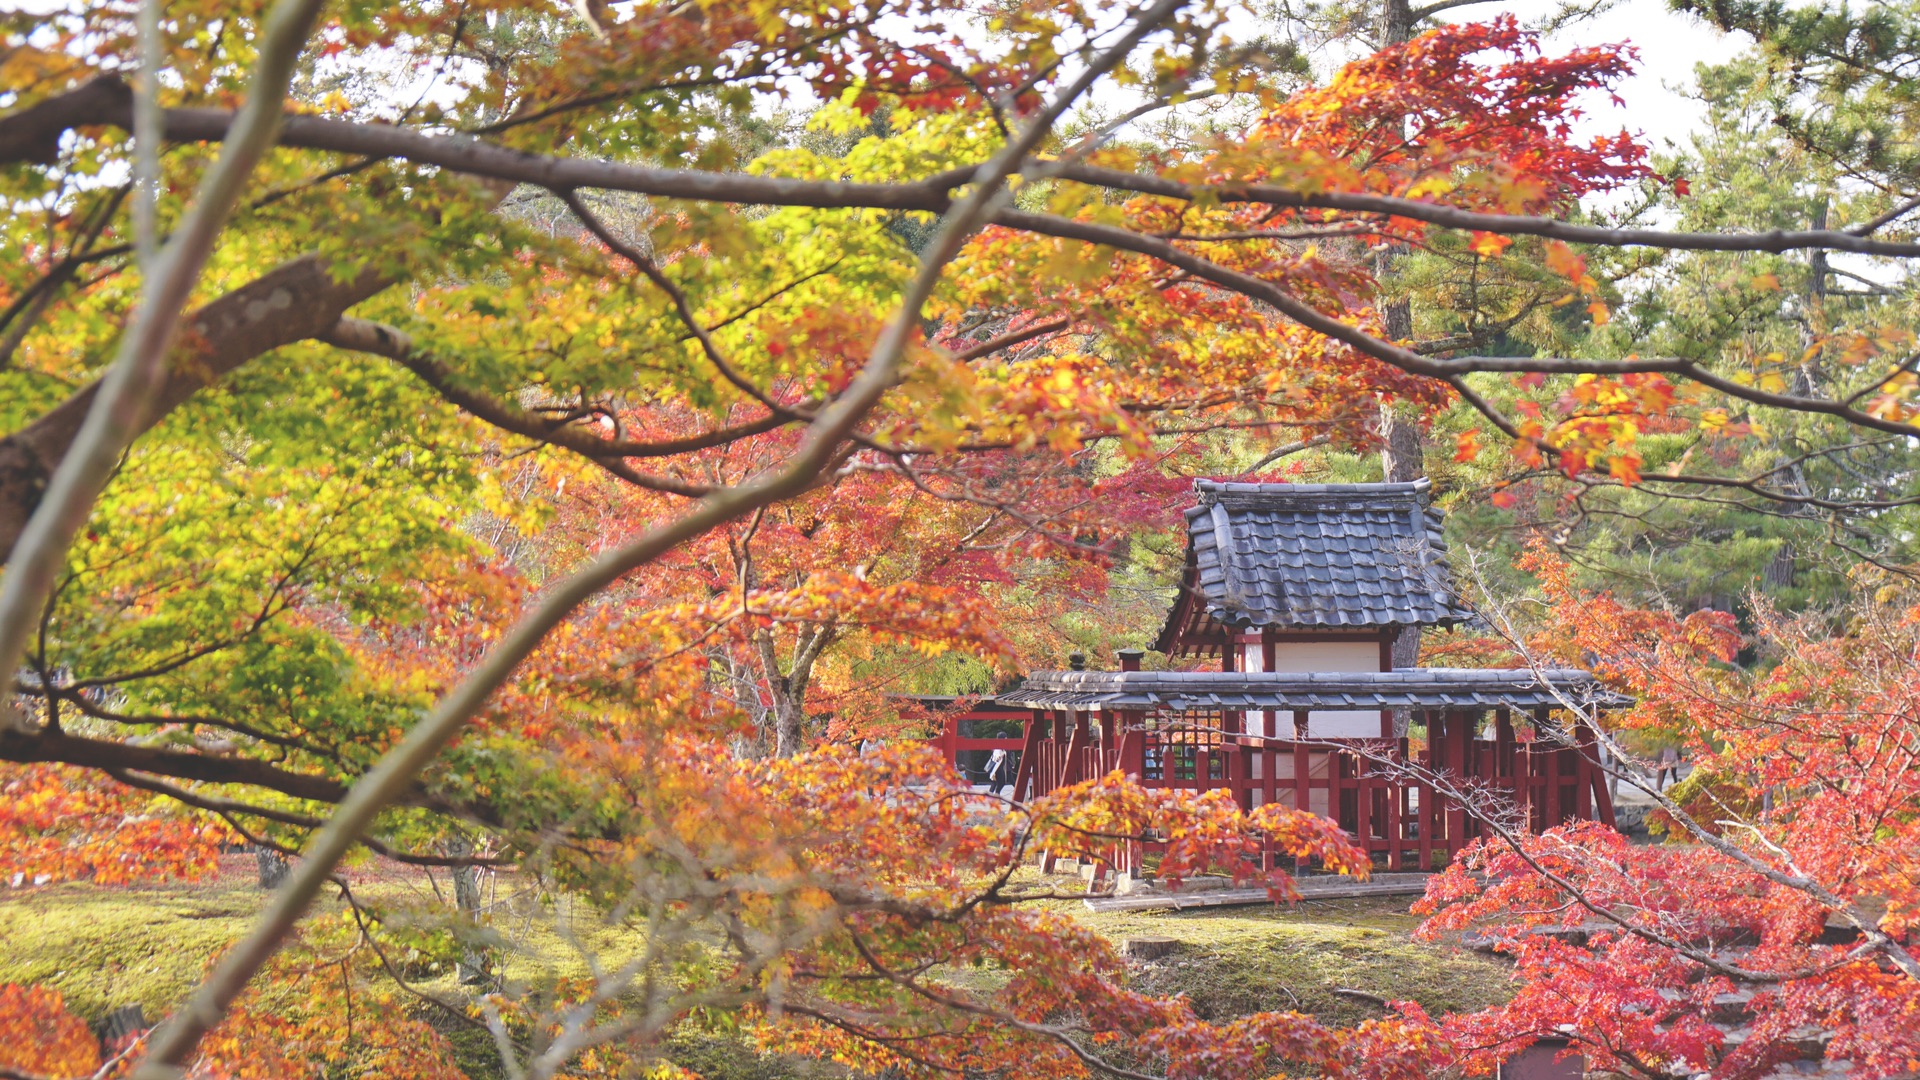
[993,668,1629,713]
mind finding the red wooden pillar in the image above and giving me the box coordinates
[1062,712,1090,787]
[1115,707,1147,876]
[1292,709,1311,816]
[1514,710,1534,832]
[1495,708,1514,784]
[1536,707,1560,828]
[1383,747,1401,870]
[1494,707,1519,828]
[1354,748,1372,857]
[1577,716,1614,826]
[1446,709,1470,857]
[1290,709,1312,872]
[1053,709,1071,790]
[938,711,958,773]
[1417,712,1435,871]
[1012,710,1044,802]
[1118,710,1146,779]
[1566,714,1597,814]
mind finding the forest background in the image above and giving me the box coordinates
[2,0,1919,1077]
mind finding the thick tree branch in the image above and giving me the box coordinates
[992,209,1920,441]
[104,769,510,867]
[1,726,352,804]
[0,255,390,564]
[14,77,1920,259]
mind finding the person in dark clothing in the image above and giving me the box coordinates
[1654,746,1681,790]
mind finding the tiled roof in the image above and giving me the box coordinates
[994,668,1629,712]
[1156,480,1472,651]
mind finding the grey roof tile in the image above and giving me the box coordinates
[1157,480,1472,649]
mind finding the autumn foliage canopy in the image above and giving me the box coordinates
[2,0,1918,1077]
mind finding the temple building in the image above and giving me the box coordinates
[931,480,1627,873]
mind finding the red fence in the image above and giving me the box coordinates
[1006,706,1614,877]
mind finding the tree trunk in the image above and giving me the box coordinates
[757,623,834,758]
[1374,0,1426,677]
[1376,0,1414,45]
[770,676,805,759]
[254,845,290,889]
[448,834,492,986]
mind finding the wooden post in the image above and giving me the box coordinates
[1566,714,1597,814]
[1013,711,1044,802]
[1383,751,1401,870]
[1062,712,1090,787]
[1120,710,1146,779]
[1518,713,1537,832]
[1579,716,1614,826]
[1115,711,1147,876]
[1417,712,1435,872]
[1447,710,1470,856]
[1495,708,1514,783]
[1496,707,1522,830]
[1536,707,1560,828]
[1426,710,1445,859]
[1354,750,1372,855]
[1293,710,1311,817]
[1291,708,1312,875]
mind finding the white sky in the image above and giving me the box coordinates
[1499,0,1750,156]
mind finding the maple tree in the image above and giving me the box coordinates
[3,0,1920,1076]
[1317,543,1917,1079]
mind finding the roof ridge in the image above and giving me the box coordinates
[1194,478,1431,498]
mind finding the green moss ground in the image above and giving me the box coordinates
[1076,895,1512,1025]
[1,868,1510,1076]
[0,875,267,1020]
[0,866,838,1079]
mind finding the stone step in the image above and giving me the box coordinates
[1085,873,1433,914]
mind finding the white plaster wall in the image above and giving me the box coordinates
[1302,711,1387,738]
[1269,640,1380,672]
[1271,640,1385,739]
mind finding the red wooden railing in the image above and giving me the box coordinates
[1006,706,1615,879]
